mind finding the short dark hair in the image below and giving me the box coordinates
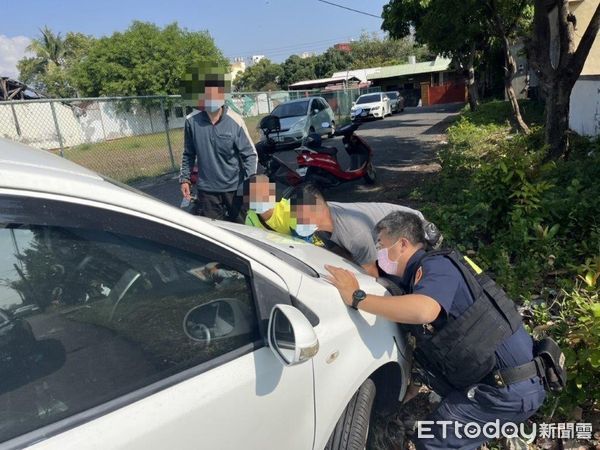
[289,183,326,208]
[375,211,426,245]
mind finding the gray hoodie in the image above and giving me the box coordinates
[179,106,258,192]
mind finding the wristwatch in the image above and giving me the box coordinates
[351,289,367,310]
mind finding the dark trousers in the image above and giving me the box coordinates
[414,377,546,449]
[195,190,244,223]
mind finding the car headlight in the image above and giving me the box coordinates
[372,105,381,110]
[290,117,308,132]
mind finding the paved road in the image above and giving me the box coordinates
[138,103,462,207]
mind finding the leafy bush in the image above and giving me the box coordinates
[420,100,600,418]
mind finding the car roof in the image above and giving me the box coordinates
[358,92,382,98]
[277,97,322,105]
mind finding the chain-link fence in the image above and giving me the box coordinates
[0,88,371,184]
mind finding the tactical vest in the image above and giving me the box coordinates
[406,249,524,393]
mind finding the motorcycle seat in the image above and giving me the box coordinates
[310,145,338,156]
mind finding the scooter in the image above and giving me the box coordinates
[256,113,376,188]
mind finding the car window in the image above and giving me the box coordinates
[318,99,329,110]
[356,94,381,104]
[387,92,398,99]
[272,100,309,118]
[0,196,261,444]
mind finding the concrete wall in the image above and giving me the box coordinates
[570,76,600,136]
[0,100,183,150]
[571,0,600,76]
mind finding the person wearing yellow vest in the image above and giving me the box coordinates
[244,175,295,234]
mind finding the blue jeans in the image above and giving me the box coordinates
[414,377,546,450]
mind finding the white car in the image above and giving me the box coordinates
[0,138,411,450]
[267,96,336,143]
[351,93,392,121]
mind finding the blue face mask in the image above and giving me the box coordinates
[249,201,275,214]
[295,224,318,238]
[204,100,224,113]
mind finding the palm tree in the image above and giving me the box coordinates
[26,26,66,69]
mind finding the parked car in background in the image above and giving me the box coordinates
[0,137,411,450]
[265,97,335,143]
[386,91,405,113]
[350,92,391,121]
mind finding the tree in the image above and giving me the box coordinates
[17,27,93,97]
[348,32,433,69]
[279,55,317,89]
[382,0,486,111]
[383,0,531,126]
[313,48,355,78]
[234,58,284,91]
[485,0,532,133]
[72,21,227,97]
[528,0,600,159]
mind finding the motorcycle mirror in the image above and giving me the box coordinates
[259,115,281,133]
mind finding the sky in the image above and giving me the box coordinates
[0,0,389,79]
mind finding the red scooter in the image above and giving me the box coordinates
[256,115,376,188]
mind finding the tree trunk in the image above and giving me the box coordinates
[466,45,479,112]
[500,36,530,134]
[544,78,575,160]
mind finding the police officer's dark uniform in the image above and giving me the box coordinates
[400,249,546,449]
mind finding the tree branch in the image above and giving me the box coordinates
[557,0,576,70]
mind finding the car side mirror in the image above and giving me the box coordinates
[268,304,318,366]
[312,109,319,115]
[352,102,356,106]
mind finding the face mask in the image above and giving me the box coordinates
[377,241,400,275]
[295,224,318,237]
[204,100,224,113]
[249,201,275,214]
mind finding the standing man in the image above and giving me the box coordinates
[179,64,257,222]
[325,211,546,449]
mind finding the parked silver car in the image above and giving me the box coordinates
[267,97,336,143]
[386,91,405,113]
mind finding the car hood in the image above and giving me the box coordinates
[352,102,382,110]
[215,221,366,276]
[278,116,307,131]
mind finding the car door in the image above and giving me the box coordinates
[310,98,323,134]
[317,99,332,133]
[0,194,315,450]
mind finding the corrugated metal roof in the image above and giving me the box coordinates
[289,75,360,87]
[366,57,452,80]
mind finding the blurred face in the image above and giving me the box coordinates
[199,86,225,111]
[295,200,327,226]
[249,177,275,203]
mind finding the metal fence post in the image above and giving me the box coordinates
[161,98,176,172]
[49,101,65,157]
[10,104,21,137]
[267,93,271,113]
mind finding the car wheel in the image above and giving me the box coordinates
[325,378,376,450]
[364,163,376,185]
[328,121,336,138]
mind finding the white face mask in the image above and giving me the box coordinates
[295,224,318,237]
[249,201,275,214]
[204,99,224,113]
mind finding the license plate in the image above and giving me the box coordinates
[296,167,308,176]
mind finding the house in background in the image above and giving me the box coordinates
[364,56,463,107]
[565,0,600,137]
[289,57,464,107]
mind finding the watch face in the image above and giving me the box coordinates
[353,290,366,301]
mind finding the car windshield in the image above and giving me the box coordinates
[386,92,398,99]
[356,94,381,104]
[272,101,309,118]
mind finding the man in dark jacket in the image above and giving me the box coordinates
[179,68,257,222]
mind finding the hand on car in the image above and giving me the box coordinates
[181,182,191,200]
[324,265,360,306]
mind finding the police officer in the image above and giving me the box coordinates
[325,211,546,449]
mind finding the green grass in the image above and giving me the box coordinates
[60,113,347,184]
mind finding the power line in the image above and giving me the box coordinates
[316,0,381,19]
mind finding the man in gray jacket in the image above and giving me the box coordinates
[179,71,257,222]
